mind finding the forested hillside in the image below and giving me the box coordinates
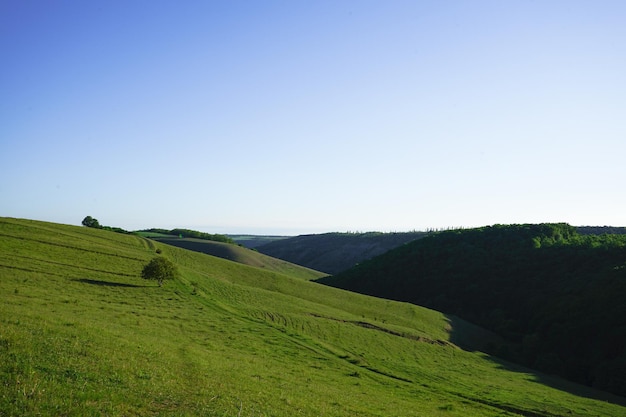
[258,231,427,274]
[319,223,626,397]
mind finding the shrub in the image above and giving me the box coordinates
[141,257,178,286]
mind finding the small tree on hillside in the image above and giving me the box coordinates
[141,256,178,286]
[82,216,101,228]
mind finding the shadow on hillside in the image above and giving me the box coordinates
[446,315,503,353]
[74,278,148,288]
[486,353,626,408]
[446,315,626,408]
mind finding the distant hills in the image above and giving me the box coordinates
[577,226,626,235]
[227,234,290,249]
[136,229,429,276]
[318,223,626,397]
[256,231,428,274]
[158,225,626,282]
[146,235,326,281]
[252,227,626,276]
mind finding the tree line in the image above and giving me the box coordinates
[81,216,130,234]
[82,216,234,245]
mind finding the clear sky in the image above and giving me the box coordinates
[2,1,625,235]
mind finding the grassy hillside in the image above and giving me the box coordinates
[1,218,625,416]
[149,236,326,281]
[258,231,428,274]
[320,223,626,397]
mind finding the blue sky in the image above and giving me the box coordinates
[2,1,625,235]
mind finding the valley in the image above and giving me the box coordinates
[1,218,625,416]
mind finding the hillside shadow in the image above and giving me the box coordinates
[74,278,148,288]
[488,353,626,408]
[446,315,503,353]
[445,315,626,408]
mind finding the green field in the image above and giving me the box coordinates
[1,217,625,416]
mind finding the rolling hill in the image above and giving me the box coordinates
[147,235,326,281]
[1,217,625,416]
[319,223,626,397]
[257,231,428,274]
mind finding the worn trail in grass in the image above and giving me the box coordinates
[1,217,625,416]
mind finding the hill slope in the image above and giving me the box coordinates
[149,236,326,280]
[1,218,625,416]
[319,223,626,397]
[257,231,428,274]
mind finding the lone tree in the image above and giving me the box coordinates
[141,256,178,286]
[82,216,101,228]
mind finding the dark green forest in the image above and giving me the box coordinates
[319,224,626,396]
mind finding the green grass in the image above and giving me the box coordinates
[1,217,625,416]
[149,236,326,281]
